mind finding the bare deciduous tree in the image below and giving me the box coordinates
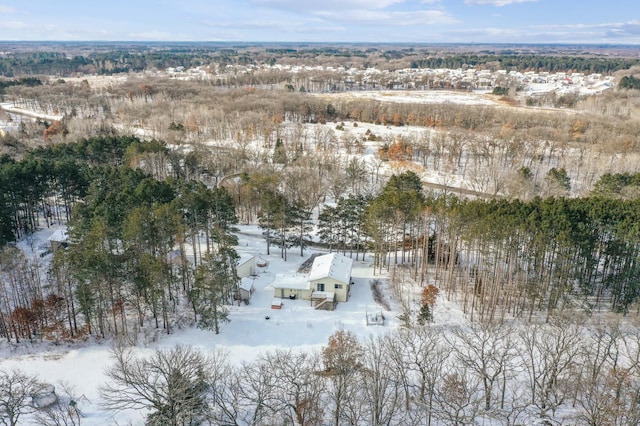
[259,349,325,426]
[100,344,229,426]
[433,368,482,425]
[448,322,517,413]
[359,336,407,426]
[235,357,278,425]
[0,369,46,426]
[322,330,364,426]
[519,318,583,422]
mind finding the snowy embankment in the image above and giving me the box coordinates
[0,102,63,122]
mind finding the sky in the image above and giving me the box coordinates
[0,0,639,44]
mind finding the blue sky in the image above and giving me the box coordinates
[0,0,639,44]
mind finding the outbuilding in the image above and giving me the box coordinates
[237,254,256,278]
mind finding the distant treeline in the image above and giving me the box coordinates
[0,77,42,94]
[619,75,640,89]
[0,51,214,77]
[1,48,640,77]
[409,54,640,74]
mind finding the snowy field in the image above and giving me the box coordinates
[0,224,466,425]
[322,90,500,106]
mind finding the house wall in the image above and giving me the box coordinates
[310,277,349,302]
[49,241,66,253]
[237,257,256,278]
[273,287,312,300]
[239,288,252,300]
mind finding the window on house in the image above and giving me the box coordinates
[334,284,343,289]
[317,283,325,291]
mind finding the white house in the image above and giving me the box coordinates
[272,253,353,310]
[308,253,353,303]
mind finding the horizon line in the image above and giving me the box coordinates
[0,40,639,47]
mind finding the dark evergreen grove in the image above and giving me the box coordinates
[619,75,640,90]
[321,171,640,321]
[429,195,640,320]
[0,136,238,342]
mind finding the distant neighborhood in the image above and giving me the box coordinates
[164,63,615,98]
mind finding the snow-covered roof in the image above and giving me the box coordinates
[273,273,310,290]
[239,278,254,292]
[308,253,352,284]
[237,254,255,267]
[48,228,68,243]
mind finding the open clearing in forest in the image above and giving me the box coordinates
[0,223,468,425]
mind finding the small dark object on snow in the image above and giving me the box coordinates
[265,316,270,320]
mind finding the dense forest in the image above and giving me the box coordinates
[2,130,640,344]
[0,77,42,95]
[2,55,640,341]
[0,50,215,77]
[0,136,240,342]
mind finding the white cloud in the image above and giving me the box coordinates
[607,20,640,37]
[315,9,457,26]
[0,20,26,29]
[0,5,17,14]
[248,0,456,27]
[441,20,640,43]
[251,0,404,11]
[464,0,538,6]
[445,27,517,38]
[533,20,640,38]
[128,30,193,41]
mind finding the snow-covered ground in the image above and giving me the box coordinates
[323,90,500,106]
[0,102,63,122]
[57,75,129,90]
[0,224,466,425]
